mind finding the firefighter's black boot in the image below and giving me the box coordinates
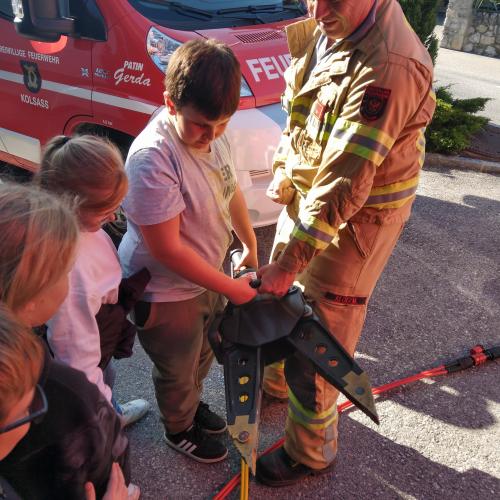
[256,446,336,487]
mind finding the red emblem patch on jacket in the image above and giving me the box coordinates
[360,86,391,121]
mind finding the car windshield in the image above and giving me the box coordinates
[128,0,306,30]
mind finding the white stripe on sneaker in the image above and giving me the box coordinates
[163,431,228,464]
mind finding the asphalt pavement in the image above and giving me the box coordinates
[114,166,500,499]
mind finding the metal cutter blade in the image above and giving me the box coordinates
[341,370,379,424]
[228,415,259,474]
[288,317,379,424]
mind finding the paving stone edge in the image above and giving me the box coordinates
[425,153,500,174]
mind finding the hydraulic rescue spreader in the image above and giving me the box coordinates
[213,343,499,500]
[208,250,379,475]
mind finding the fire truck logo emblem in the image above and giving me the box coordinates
[360,85,391,121]
[20,60,41,93]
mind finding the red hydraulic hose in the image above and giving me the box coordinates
[336,365,448,414]
[213,344,499,500]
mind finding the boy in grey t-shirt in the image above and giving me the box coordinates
[119,40,258,464]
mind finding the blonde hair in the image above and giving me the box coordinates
[0,182,79,311]
[0,302,44,423]
[36,135,128,214]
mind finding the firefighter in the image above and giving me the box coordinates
[256,0,436,486]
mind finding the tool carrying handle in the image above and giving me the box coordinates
[230,249,261,288]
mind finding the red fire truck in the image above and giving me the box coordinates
[0,0,306,226]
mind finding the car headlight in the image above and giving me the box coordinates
[147,27,182,73]
[11,0,24,19]
[240,76,253,98]
[147,27,253,98]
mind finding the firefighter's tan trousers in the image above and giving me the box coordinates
[264,201,405,469]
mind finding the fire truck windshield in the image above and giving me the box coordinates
[128,0,306,30]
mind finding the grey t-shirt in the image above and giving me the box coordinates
[119,109,237,302]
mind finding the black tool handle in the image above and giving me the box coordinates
[486,345,500,361]
[444,356,474,373]
[223,345,263,425]
[444,344,500,373]
[230,249,261,288]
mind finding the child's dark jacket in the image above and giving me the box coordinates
[0,349,129,499]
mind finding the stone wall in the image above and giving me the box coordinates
[441,0,500,58]
[441,0,475,51]
[464,11,500,57]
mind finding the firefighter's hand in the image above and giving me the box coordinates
[257,262,296,297]
[266,169,295,205]
[226,274,258,305]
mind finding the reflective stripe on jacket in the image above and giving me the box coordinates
[275,0,436,273]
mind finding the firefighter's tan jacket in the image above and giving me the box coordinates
[274,0,436,274]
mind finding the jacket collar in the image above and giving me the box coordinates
[285,18,319,59]
[37,340,52,388]
[287,0,391,98]
[346,0,378,46]
[286,0,385,60]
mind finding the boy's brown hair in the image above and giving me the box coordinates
[37,135,127,215]
[0,302,43,423]
[164,39,241,120]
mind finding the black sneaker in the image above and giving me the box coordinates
[194,401,227,434]
[164,423,228,463]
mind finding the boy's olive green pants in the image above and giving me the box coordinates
[264,203,405,469]
[134,290,225,434]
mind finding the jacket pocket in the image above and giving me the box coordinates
[300,86,338,165]
[301,135,324,165]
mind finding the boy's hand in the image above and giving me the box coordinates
[226,274,258,305]
[266,169,295,205]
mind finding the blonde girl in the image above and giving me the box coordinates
[0,182,137,499]
[0,179,77,325]
[37,135,149,425]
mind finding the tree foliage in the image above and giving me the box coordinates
[399,1,490,155]
[399,0,441,62]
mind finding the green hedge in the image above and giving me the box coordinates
[426,87,490,154]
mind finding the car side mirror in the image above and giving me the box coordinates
[11,0,76,42]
